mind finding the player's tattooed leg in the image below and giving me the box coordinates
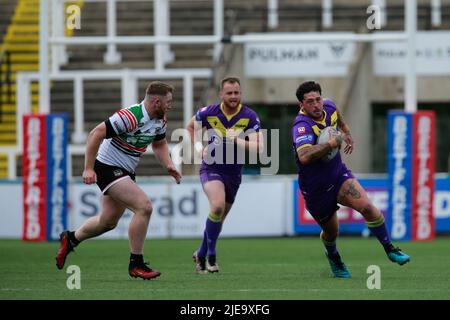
[341,182,361,200]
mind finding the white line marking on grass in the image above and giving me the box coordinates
[3,288,450,293]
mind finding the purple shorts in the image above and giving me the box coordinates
[200,168,242,204]
[301,167,354,225]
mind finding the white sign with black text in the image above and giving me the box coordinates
[373,31,450,76]
[245,33,356,77]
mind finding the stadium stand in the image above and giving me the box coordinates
[0,0,82,178]
[51,0,212,176]
[1,0,34,177]
[1,0,450,178]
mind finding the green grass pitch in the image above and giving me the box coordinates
[1,237,450,300]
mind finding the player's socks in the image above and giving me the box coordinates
[196,231,208,258]
[366,215,391,246]
[192,251,207,274]
[320,231,338,257]
[366,216,410,265]
[128,253,161,280]
[206,255,219,273]
[205,212,222,257]
[68,231,80,248]
[325,252,351,278]
[129,253,144,266]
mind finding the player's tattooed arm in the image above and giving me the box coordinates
[297,136,342,165]
[336,107,354,154]
[336,108,350,134]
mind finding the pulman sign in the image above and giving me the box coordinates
[387,111,436,241]
[22,114,68,241]
[245,33,355,77]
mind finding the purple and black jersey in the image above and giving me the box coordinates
[292,99,352,196]
[196,103,260,174]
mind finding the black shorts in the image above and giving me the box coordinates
[94,159,136,194]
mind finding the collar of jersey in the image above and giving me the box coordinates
[299,108,327,127]
[220,102,242,121]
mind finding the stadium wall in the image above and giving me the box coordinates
[1,175,449,239]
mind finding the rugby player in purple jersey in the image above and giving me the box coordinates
[187,77,263,274]
[292,81,410,278]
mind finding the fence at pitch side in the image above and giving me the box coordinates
[22,114,68,241]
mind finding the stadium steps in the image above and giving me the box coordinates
[1,63,38,72]
[54,0,211,176]
[221,1,448,33]
[1,83,39,93]
[0,0,18,43]
[64,1,215,72]
[0,0,41,167]
[1,95,39,104]
[0,154,8,178]
[0,0,84,179]
[33,0,447,177]
[0,104,16,113]
[0,0,26,177]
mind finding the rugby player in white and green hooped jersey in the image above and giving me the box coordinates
[56,81,182,280]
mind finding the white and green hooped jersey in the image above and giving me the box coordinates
[97,102,167,173]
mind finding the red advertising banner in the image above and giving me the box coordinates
[22,114,47,241]
[411,111,436,241]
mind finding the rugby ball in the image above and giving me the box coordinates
[317,126,340,162]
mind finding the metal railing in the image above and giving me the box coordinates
[12,68,211,179]
[51,0,225,72]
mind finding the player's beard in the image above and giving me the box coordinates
[155,105,169,119]
[224,99,239,110]
[309,107,323,120]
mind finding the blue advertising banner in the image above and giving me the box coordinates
[45,114,68,241]
[387,112,413,240]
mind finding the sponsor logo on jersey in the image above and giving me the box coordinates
[296,135,313,143]
[298,127,306,133]
[113,121,120,131]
